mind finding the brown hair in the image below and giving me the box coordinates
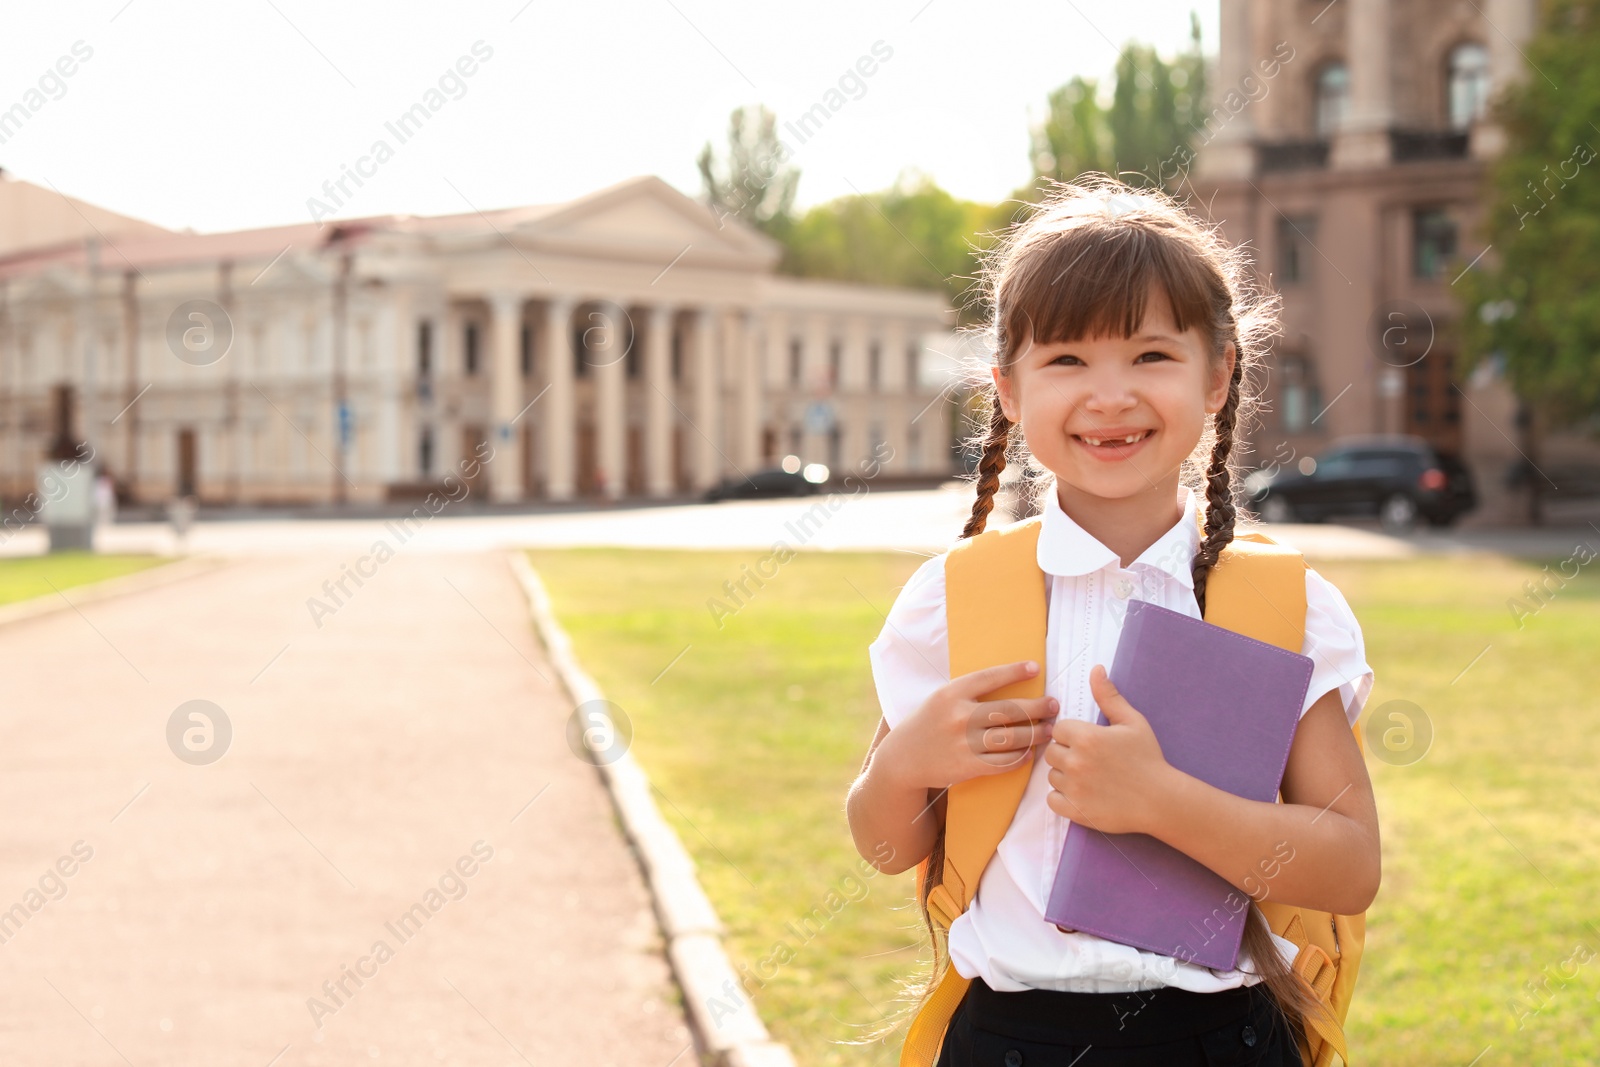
[876,175,1331,1052]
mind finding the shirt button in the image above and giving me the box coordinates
[1241,1023,1257,1047]
[1004,1051,1023,1067]
[1114,576,1134,599]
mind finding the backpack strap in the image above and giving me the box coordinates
[924,516,1048,926]
[902,516,1045,1067]
[902,510,1356,1067]
[1211,532,1359,1066]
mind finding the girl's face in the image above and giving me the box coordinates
[992,289,1235,505]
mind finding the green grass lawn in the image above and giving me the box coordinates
[528,546,1600,1066]
[0,551,172,607]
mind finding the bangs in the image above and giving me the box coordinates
[999,219,1223,360]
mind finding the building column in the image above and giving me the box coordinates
[1474,0,1536,158]
[690,307,720,491]
[488,291,528,502]
[838,315,869,474]
[1195,0,1258,181]
[0,283,16,496]
[119,272,141,501]
[878,318,908,473]
[542,296,575,501]
[375,299,402,487]
[642,305,674,497]
[800,312,831,463]
[595,299,627,501]
[760,310,789,463]
[1332,0,1393,169]
[730,308,761,470]
[1485,0,1534,92]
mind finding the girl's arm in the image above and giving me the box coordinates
[848,660,1059,877]
[1145,686,1380,915]
[846,716,944,877]
[1046,669,1380,915]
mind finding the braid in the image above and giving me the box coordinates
[1191,330,1245,616]
[961,394,1012,539]
[1190,335,1333,1043]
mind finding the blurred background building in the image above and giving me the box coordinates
[0,172,955,507]
[1193,0,1600,525]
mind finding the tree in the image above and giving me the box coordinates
[1458,0,1600,523]
[1033,75,1112,184]
[1030,15,1208,192]
[781,173,1011,323]
[696,105,800,239]
[694,24,1211,327]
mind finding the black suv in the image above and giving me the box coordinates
[704,458,829,502]
[1245,436,1477,533]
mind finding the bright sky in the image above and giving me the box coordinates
[0,1,1217,235]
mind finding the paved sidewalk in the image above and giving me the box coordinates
[5,485,1593,562]
[0,551,694,1066]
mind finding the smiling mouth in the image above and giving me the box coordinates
[1074,429,1154,449]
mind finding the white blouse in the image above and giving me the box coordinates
[867,484,1376,993]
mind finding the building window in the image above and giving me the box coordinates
[1447,42,1491,130]
[868,342,881,391]
[419,425,434,476]
[463,322,479,375]
[1276,214,1318,285]
[906,342,921,390]
[417,320,432,376]
[1413,207,1458,279]
[1280,354,1323,432]
[670,323,683,381]
[520,323,533,377]
[1314,62,1349,138]
[788,338,802,386]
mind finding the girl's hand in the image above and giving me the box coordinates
[876,660,1060,792]
[1044,664,1174,836]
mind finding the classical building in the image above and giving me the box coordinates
[1194,0,1600,524]
[0,173,956,507]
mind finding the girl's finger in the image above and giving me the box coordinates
[951,660,1041,699]
[968,719,1046,756]
[969,695,1058,729]
[971,747,1037,772]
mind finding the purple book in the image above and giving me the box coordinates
[1043,598,1314,971]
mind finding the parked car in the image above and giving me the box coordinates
[704,456,829,502]
[1244,435,1477,533]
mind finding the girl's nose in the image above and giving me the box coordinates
[1083,388,1138,414]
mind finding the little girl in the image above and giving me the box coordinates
[846,176,1380,1066]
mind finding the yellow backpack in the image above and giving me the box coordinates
[900,512,1364,1067]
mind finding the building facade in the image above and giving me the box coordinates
[0,174,956,507]
[1194,0,1600,524]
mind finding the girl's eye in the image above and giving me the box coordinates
[1049,351,1171,366]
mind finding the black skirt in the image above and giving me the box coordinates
[935,975,1305,1067]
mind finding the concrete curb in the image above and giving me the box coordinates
[0,554,233,630]
[508,551,797,1067]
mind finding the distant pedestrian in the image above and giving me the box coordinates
[168,494,197,547]
[94,472,117,527]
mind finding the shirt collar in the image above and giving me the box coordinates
[1036,482,1201,591]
